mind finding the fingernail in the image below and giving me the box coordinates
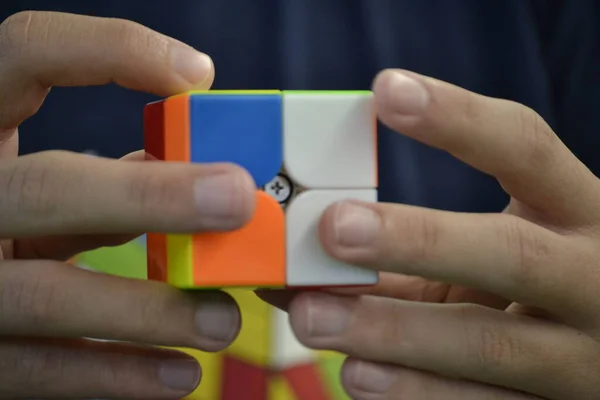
[144,152,158,161]
[347,361,395,394]
[194,171,248,223]
[195,300,239,343]
[380,71,429,116]
[333,202,381,248]
[172,43,213,85]
[159,359,201,392]
[306,294,352,337]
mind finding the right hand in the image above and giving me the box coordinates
[0,11,256,399]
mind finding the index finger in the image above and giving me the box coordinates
[0,11,214,129]
[373,69,600,226]
[0,151,256,237]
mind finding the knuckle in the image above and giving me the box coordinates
[5,343,68,388]
[0,264,67,329]
[126,166,185,221]
[476,323,519,371]
[0,341,155,397]
[94,353,162,396]
[395,212,441,269]
[108,283,195,342]
[28,346,69,385]
[0,11,34,56]
[0,11,53,60]
[95,357,128,392]
[475,322,518,371]
[133,294,172,335]
[500,216,549,288]
[457,304,519,371]
[0,152,64,219]
[515,105,556,165]
[104,17,168,61]
[376,314,404,350]
[461,91,483,125]
[366,299,404,353]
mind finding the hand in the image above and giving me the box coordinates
[0,11,256,399]
[260,69,600,399]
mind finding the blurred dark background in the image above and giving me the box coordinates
[1,1,599,213]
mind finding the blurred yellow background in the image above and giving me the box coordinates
[74,235,348,400]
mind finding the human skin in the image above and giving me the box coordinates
[0,11,257,399]
[259,70,600,399]
[3,9,599,400]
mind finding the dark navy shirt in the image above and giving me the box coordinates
[3,0,600,213]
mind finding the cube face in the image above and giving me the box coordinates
[166,234,193,286]
[143,101,165,160]
[285,189,379,287]
[164,95,191,162]
[146,233,166,281]
[144,95,192,163]
[159,192,285,289]
[143,90,379,289]
[190,92,283,187]
[283,91,377,189]
[191,191,286,288]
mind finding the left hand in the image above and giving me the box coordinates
[259,69,600,399]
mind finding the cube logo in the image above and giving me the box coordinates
[263,172,295,206]
[144,90,378,289]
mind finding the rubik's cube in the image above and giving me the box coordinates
[144,90,378,289]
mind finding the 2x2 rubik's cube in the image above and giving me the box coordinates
[144,90,378,289]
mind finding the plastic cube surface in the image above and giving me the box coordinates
[144,90,379,289]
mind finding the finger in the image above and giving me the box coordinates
[373,69,600,225]
[120,149,148,161]
[0,338,201,399]
[326,273,422,297]
[273,275,507,309]
[257,277,509,314]
[288,293,597,399]
[0,11,214,129]
[328,273,511,309]
[341,358,544,400]
[319,201,586,317]
[13,232,135,261]
[11,151,152,261]
[0,150,256,237]
[0,260,240,352]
